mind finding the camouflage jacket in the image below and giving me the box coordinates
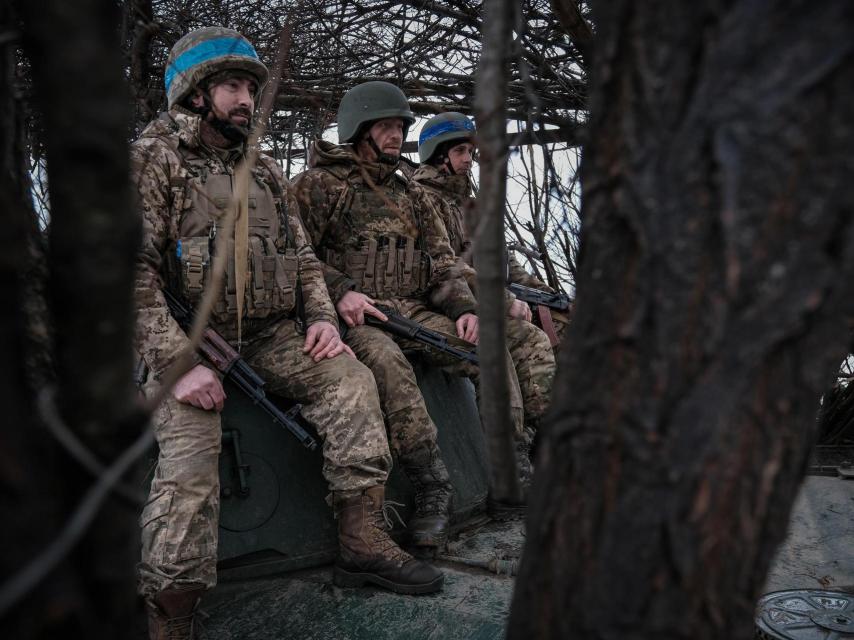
[131,108,337,378]
[412,163,553,293]
[291,141,477,319]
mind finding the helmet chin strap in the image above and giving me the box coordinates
[366,135,400,166]
[192,95,250,144]
[442,156,457,176]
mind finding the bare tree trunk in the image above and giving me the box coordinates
[509,2,854,639]
[127,0,159,133]
[474,0,521,503]
[1,0,143,636]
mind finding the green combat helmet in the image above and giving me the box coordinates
[418,112,476,164]
[165,26,269,110]
[337,81,416,144]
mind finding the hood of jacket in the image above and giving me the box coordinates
[139,106,245,163]
[411,163,472,202]
[308,139,405,185]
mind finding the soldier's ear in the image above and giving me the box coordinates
[188,87,205,109]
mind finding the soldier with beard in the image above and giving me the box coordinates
[412,112,559,486]
[292,82,550,544]
[133,30,442,639]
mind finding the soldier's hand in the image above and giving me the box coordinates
[336,291,388,327]
[456,312,479,344]
[509,299,532,322]
[173,364,226,412]
[304,321,349,361]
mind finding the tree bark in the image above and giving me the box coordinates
[1,0,143,636]
[474,0,521,503]
[549,0,593,65]
[509,2,854,639]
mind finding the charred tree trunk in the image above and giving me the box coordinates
[474,0,521,503]
[1,0,143,636]
[509,2,854,639]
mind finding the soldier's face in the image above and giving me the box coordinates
[198,76,257,127]
[359,118,404,159]
[447,142,475,174]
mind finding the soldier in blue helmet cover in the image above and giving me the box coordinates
[413,112,558,489]
[133,30,442,638]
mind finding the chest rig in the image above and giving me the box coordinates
[322,168,432,299]
[166,144,299,329]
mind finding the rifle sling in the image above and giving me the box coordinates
[536,305,560,348]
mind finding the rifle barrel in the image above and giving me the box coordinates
[366,308,479,366]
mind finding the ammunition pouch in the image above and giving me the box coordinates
[176,235,298,325]
[326,235,431,298]
[169,149,300,326]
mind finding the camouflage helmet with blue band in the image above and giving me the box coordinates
[337,81,416,144]
[418,112,476,163]
[165,27,269,109]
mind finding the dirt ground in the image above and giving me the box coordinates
[763,475,854,593]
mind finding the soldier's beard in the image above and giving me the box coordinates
[209,108,252,144]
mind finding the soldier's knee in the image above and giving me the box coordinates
[517,320,553,352]
[333,356,382,399]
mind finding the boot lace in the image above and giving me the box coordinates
[410,468,452,517]
[164,613,194,640]
[381,499,407,529]
[368,502,412,563]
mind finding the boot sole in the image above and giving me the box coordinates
[332,566,444,595]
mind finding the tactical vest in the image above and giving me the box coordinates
[322,170,432,299]
[164,142,299,329]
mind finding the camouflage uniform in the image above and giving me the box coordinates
[414,164,569,350]
[411,164,556,429]
[292,141,529,458]
[133,109,391,598]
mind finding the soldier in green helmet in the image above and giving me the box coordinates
[412,112,558,487]
[133,31,442,639]
[292,81,538,546]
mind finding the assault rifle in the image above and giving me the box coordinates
[507,283,572,311]
[164,290,319,450]
[364,304,479,366]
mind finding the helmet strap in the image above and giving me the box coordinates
[365,134,399,166]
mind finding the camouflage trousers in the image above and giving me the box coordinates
[506,317,555,426]
[138,318,391,598]
[344,299,552,459]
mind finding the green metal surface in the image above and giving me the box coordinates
[216,358,489,578]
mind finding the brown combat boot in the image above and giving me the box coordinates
[400,446,453,549]
[146,586,204,640]
[333,486,444,594]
